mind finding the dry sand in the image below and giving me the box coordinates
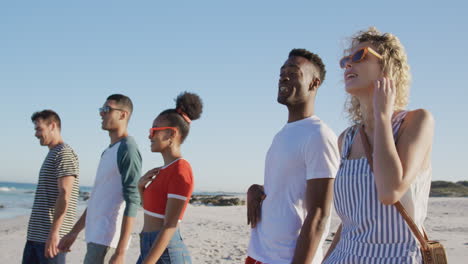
[1,198,466,263]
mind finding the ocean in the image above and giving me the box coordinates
[0,181,92,219]
[0,181,244,219]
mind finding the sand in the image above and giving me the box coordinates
[1,197,467,263]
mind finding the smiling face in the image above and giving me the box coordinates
[34,119,56,147]
[149,116,176,153]
[343,42,383,95]
[277,56,316,106]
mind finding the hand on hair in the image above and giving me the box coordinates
[373,77,396,121]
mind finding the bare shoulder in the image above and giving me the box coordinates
[398,109,434,142]
[338,130,346,146]
[405,109,434,123]
[404,109,434,130]
[337,126,354,155]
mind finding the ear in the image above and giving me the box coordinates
[120,111,128,121]
[163,129,177,141]
[309,77,321,91]
[49,122,57,131]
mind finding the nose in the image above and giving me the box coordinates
[100,111,105,117]
[345,60,353,69]
[279,75,289,83]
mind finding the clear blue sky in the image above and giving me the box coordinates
[1,1,466,192]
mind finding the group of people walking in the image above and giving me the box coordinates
[23,27,434,264]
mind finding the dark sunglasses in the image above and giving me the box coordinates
[339,47,383,69]
[149,127,178,138]
[99,106,126,113]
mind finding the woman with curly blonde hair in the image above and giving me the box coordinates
[323,27,434,263]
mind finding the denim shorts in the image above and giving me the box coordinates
[136,228,192,264]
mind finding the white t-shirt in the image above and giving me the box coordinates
[247,116,340,264]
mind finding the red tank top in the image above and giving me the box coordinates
[143,159,194,220]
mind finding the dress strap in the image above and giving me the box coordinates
[391,111,408,139]
[341,125,359,159]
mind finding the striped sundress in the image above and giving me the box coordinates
[324,111,430,264]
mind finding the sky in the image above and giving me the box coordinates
[1,0,467,192]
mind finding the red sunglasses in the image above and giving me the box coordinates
[149,127,178,138]
[339,47,383,69]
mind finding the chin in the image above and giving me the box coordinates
[277,95,290,106]
[346,78,375,94]
[345,83,365,95]
[150,145,159,153]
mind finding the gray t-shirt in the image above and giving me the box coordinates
[27,143,79,242]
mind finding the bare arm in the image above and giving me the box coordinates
[292,178,334,264]
[109,215,135,263]
[142,198,186,263]
[321,132,346,263]
[373,78,434,204]
[58,209,86,252]
[45,175,75,258]
[246,184,265,228]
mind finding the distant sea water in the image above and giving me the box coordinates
[0,181,244,219]
[0,181,92,219]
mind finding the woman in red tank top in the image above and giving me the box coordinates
[137,92,203,264]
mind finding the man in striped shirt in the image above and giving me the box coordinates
[22,110,80,264]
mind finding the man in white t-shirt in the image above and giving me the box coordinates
[246,49,340,264]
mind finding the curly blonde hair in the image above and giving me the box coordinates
[345,27,411,124]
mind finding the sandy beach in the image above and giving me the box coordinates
[1,197,467,263]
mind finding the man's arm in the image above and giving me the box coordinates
[110,141,142,264]
[109,215,135,263]
[291,178,334,264]
[45,175,76,258]
[58,209,86,252]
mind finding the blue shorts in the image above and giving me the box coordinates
[22,240,66,264]
[136,228,192,264]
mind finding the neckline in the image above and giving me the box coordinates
[109,136,129,148]
[284,115,318,126]
[160,158,183,170]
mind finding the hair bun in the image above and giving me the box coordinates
[175,92,203,121]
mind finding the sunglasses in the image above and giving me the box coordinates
[339,47,383,69]
[99,105,126,113]
[149,127,178,138]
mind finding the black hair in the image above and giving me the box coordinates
[107,94,134,116]
[31,110,62,130]
[288,48,326,83]
[159,92,203,143]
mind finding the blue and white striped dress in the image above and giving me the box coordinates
[324,111,430,264]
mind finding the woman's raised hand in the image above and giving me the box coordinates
[373,77,396,121]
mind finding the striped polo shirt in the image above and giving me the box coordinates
[27,143,80,243]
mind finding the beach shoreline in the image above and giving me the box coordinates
[1,198,466,263]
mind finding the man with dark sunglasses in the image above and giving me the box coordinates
[246,49,340,264]
[59,94,142,264]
